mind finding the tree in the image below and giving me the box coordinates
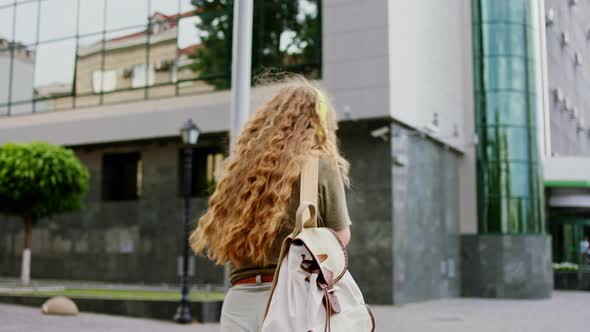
[0,142,89,285]
[189,0,321,89]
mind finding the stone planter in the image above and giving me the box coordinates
[554,271,579,290]
[579,271,590,290]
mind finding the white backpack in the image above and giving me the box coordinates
[262,155,375,332]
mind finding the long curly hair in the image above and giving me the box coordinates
[189,77,349,267]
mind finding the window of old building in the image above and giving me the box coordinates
[0,0,321,115]
[92,70,117,93]
[178,147,224,197]
[131,64,155,88]
[102,152,142,201]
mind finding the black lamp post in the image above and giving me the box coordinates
[174,118,200,324]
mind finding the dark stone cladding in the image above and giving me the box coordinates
[0,118,468,305]
[338,119,394,304]
[0,119,397,304]
[460,234,553,299]
[391,123,462,304]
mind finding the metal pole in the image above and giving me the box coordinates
[226,0,253,289]
[174,146,193,323]
[229,0,253,148]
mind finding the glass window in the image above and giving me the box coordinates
[0,6,14,41]
[1,0,322,114]
[78,0,105,36]
[480,197,536,233]
[171,63,178,82]
[180,2,230,90]
[252,0,321,77]
[131,63,154,88]
[480,0,530,25]
[8,42,35,116]
[33,40,76,107]
[39,0,76,42]
[479,23,532,58]
[481,56,531,92]
[8,36,35,115]
[147,7,178,97]
[481,161,531,198]
[475,91,529,127]
[482,126,537,163]
[10,101,33,115]
[508,163,531,197]
[177,14,217,94]
[151,0,180,17]
[92,69,117,93]
[177,15,202,58]
[102,152,142,201]
[149,9,178,88]
[106,0,148,31]
[75,34,104,107]
[14,0,38,46]
[8,44,35,105]
[102,27,147,103]
[0,45,12,110]
[180,0,196,13]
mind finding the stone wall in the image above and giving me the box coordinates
[391,124,462,304]
[0,134,227,285]
[461,235,553,298]
[338,119,394,304]
[0,119,470,305]
[0,119,399,304]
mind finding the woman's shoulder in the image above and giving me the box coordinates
[318,153,341,180]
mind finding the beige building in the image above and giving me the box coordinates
[43,12,212,111]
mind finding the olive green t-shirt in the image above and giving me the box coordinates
[230,155,352,284]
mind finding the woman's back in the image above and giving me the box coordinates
[230,154,351,284]
[189,78,352,332]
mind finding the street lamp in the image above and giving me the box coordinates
[174,118,200,324]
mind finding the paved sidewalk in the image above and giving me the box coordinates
[0,303,218,332]
[0,277,224,293]
[0,291,587,331]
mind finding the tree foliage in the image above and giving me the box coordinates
[189,0,321,89]
[0,142,90,220]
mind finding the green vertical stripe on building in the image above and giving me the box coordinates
[472,0,544,234]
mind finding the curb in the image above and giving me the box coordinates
[0,295,222,323]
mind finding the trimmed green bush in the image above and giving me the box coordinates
[0,142,89,284]
[0,142,89,218]
[552,262,579,272]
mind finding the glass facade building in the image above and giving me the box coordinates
[0,0,321,116]
[472,0,545,234]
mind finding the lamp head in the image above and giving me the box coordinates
[180,118,200,145]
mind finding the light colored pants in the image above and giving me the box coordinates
[220,283,272,332]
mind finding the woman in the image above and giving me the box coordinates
[190,77,352,331]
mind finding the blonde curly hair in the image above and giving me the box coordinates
[189,76,349,267]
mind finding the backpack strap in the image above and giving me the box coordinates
[292,154,319,236]
[300,154,319,207]
[263,154,319,319]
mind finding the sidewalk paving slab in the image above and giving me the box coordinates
[0,291,588,332]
